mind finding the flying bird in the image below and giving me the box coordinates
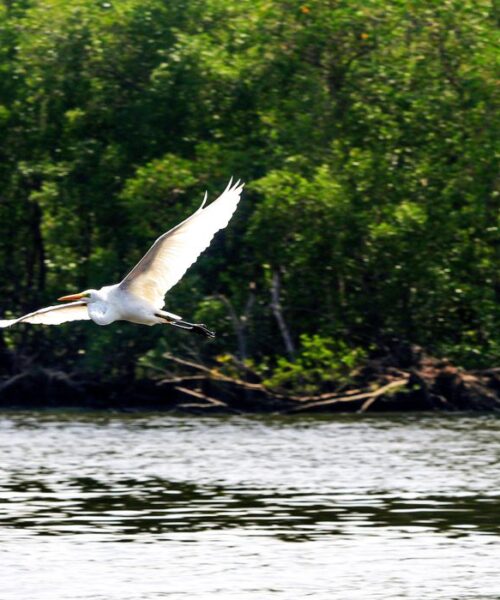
[0,179,244,338]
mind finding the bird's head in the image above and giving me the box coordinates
[57,289,97,303]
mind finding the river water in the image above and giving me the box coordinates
[0,412,498,599]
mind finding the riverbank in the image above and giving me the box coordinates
[0,346,498,413]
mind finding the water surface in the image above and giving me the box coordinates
[0,412,499,599]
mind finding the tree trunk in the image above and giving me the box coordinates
[270,269,295,359]
[217,290,255,362]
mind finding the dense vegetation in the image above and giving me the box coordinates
[0,0,498,393]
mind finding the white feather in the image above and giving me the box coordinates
[120,179,244,308]
[0,301,90,328]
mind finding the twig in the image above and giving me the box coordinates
[164,353,214,375]
[226,353,264,382]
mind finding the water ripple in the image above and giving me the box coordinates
[0,412,499,599]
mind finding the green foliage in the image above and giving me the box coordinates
[262,335,367,394]
[0,0,498,386]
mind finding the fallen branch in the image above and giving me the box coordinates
[174,385,242,414]
[358,380,408,412]
[288,379,409,413]
[156,375,206,386]
[0,372,32,394]
[164,353,281,393]
[289,387,365,403]
[164,353,410,409]
[176,403,222,410]
[164,354,214,375]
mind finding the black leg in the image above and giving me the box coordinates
[191,323,216,338]
[155,314,215,338]
[177,320,216,338]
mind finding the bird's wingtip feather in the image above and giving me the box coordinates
[200,190,208,210]
[225,177,244,195]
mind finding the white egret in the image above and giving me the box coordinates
[0,179,244,338]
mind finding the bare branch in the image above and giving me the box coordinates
[288,379,408,413]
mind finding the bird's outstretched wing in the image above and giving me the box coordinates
[119,178,244,308]
[0,301,90,328]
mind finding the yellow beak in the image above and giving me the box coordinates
[58,292,85,302]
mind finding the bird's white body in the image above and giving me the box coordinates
[88,285,146,327]
[0,179,244,335]
[85,285,179,327]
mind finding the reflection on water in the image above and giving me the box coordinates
[0,412,499,599]
[2,475,500,539]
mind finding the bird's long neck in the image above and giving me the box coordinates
[88,300,115,326]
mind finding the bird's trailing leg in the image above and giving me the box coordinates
[182,321,216,338]
[155,314,215,338]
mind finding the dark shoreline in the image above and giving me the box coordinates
[1,350,499,414]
